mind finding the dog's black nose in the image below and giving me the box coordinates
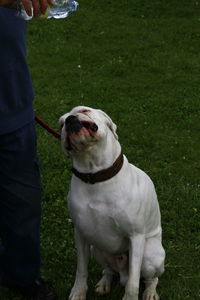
[65,115,83,134]
[65,115,78,125]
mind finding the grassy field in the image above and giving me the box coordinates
[1,0,200,299]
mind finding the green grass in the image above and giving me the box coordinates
[1,0,200,299]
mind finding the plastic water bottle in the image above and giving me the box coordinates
[17,0,78,20]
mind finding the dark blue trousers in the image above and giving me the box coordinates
[0,121,42,286]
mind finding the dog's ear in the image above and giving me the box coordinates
[59,115,66,130]
[98,110,118,140]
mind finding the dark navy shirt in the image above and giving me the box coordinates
[0,7,34,134]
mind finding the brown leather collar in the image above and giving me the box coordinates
[71,152,124,184]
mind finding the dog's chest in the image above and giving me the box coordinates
[68,190,134,253]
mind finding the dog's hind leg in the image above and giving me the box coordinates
[141,235,165,300]
[142,278,159,300]
[95,268,114,295]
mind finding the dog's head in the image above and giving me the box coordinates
[59,106,118,153]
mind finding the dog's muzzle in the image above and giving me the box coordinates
[64,115,98,151]
[65,115,98,134]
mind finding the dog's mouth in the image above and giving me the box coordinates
[80,121,98,132]
[65,115,98,134]
[63,115,98,151]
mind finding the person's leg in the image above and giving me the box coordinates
[0,121,41,286]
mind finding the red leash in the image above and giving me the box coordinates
[35,115,61,140]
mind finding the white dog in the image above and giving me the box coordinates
[59,106,165,300]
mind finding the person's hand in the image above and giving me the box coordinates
[0,0,16,8]
[0,0,54,17]
[21,0,54,17]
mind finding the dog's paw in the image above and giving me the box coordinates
[69,288,87,300]
[95,276,111,295]
[122,293,138,300]
[142,289,159,300]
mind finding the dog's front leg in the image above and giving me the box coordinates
[123,233,145,300]
[69,229,90,300]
